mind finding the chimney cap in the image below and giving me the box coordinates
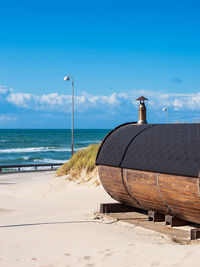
[136,96,148,101]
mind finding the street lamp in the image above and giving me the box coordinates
[162,107,169,123]
[64,75,74,157]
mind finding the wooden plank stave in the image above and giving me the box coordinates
[99,166,141,208]
[99,165,200,224]
[125,169,168,213]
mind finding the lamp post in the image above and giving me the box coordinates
[162,107,169,123]
[64,75,74,157]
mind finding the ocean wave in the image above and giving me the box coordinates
[33,158,67,164]
[0,146,87,153]
[77,140,100,144]
[21,156,30,160]
[0,147,66,153]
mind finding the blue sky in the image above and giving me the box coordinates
[1,0,200,128]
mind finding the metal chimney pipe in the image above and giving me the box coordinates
[136,96,148,124]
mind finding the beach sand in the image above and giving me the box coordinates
[0,171,200,267]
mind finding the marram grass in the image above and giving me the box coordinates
[56,144,100,178]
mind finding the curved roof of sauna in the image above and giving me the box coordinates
[96,123,200,178]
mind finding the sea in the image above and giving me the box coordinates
[0,129,110,166]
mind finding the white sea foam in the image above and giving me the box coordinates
[22,156,30,160]
[0,146,87,153]
[33,158,67,164]
[78,140,100,144]
[0,147,66,153]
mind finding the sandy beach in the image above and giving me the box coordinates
[0,171,200,267]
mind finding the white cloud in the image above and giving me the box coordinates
[7,93,32,108]
[0,85,13,95]
[7,91,129,113]
[3,85,200,115]
[148,91,200,111]
[0,115,17,123]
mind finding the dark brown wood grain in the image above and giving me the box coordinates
[98,165,200,224]
[99,165,142,209]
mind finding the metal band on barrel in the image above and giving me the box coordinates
[156,172,173,214]
[121,168,143,208]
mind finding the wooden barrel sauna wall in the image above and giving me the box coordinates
[96,123,200,224]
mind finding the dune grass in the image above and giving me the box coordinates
[56,144,100,178]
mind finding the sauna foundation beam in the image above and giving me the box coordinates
[148,211,165,222]
[190,228,200,240]
[165,215,188,227]
[100,203,137,213]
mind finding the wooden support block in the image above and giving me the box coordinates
[190,228,200,240]
[165,215,188,227]
[100,203,136,213]
[148,211,165,222]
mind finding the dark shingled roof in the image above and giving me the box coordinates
[96,123,200,178]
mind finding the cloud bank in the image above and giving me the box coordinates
[6,90,200,113]
[6,92,129,113]
[1,85,200,127]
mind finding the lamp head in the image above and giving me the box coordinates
[64,75,70,81]
[162,107,167,111]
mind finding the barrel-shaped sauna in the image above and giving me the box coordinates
[96,123,200,224]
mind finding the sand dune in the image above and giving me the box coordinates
[0,171,200,267]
